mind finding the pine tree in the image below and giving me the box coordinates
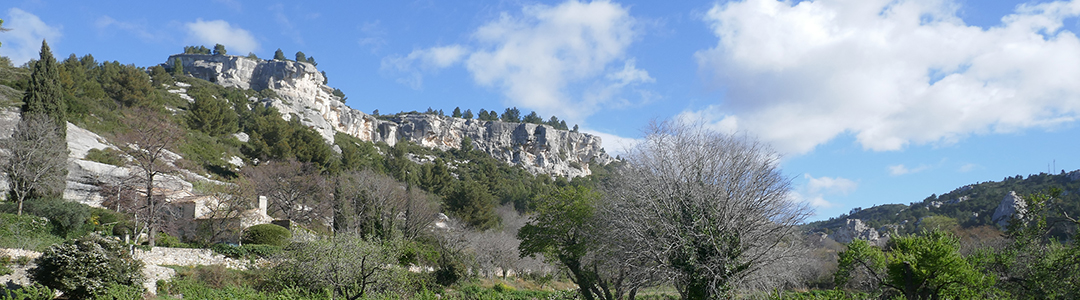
[295,51,306,62]
[213,43,227,55]
[463,109,474,120]
[501,107,521,123]
[274,49,287,60]
[452,107,462,118]
[21,40,67,139]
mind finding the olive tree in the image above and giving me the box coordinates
[270,234,398,300]
[604,120,811,299]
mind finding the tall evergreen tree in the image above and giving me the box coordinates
[274,49,287,60]
[21,40,67,139]
[295,51,306,62]
[452,107,462,118]
[462,109,474,120]
[172,58,184,75]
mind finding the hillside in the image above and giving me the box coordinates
[807,169,1080,240]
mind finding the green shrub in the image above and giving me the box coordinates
[0,282,54,300]
[493,282,515,292]
[84,148,125,166]
[30,234,144,300]
[0,213,63,251]
[241,224,291,246]
[155,232,196,248]
[2,197,91,238]
[0,265,11,276]
[210,243,282,259]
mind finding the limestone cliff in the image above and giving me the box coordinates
[165,54,613,177]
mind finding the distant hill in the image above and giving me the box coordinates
[807,170,1080,240]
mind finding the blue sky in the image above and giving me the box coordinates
[2,0,1079,220]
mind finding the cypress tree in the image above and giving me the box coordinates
[172,58,184,75]
[21,40,67,139]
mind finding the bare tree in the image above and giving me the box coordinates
[197,178,257,244]
[603,120,811,299]
[400,187,438,240]
[244,159,330,228]
[333,169,437,240]
[1,113,68,215]
[116,108,181,247]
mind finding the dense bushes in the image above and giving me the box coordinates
[0,213,63,251]
[241,224,291,246]
[30,234,144,300]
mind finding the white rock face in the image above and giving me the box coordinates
[167,54,613,177]
[992,191,1027,228]
[831,219,887,246]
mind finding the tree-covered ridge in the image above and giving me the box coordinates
[377,106,573,131]
[807,170,1080,239]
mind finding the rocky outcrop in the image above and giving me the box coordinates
[165,54,612,177]
[992,191,1027,228]
[831,219,888,246]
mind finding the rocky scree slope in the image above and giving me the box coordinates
[166,54,613,177]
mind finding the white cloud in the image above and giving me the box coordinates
[184,19,259,54]
[583,129,641,157]
[793,174,857,209]
[694,0,1080,154]
[888,164,929,176]
[384,0,649,125]
[96,16,158,42]
[958,163,980,173]
[789,191,837,209]
[381,45,469,89]
[805,174,857,195]
[0,8,62,66]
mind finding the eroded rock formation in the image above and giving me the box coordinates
[166,54,613,177]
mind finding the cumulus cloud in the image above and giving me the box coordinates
[0,8,62,66]
[184,19,259,54]
[384,0,649,124]
[381,45,469,89]
[806,174,857,195]
[794,173,858,209]
[583,129,642,157]
[694,0,1080,154]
